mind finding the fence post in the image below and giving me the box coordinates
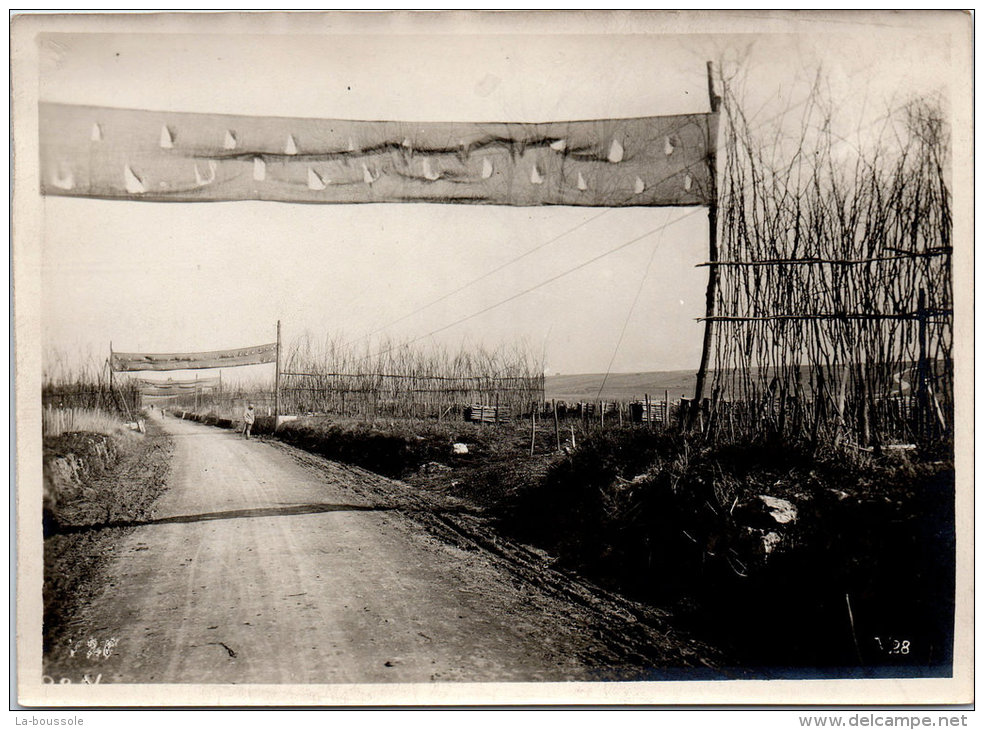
[916,288,929,439]
[274,320,282,430]
[529,410,536,457]
[108,342,114,414]
[553,399,561,452]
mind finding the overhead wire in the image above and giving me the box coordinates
[346,207,613,346]
[595,209,671,398]
[359,206,704,363]
[350,111,714,347]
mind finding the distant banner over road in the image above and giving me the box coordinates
[111,343,277,372]
[39,102,717,208]
[134,376,221,395]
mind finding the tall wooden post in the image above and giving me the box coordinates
[916,288,928,438]
[529,410,536,457]
[691,60,722,427]
[553,399,561,452]
[275,320,282,430]
[108,341,114,412]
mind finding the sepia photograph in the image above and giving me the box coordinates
[12,10,973,707]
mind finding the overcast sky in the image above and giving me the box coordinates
[35,13,956,384]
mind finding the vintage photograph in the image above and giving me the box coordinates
[13,11,972,706]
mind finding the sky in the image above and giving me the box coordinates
[34,13,958,385]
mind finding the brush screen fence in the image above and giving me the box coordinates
[705,98,952,448]
[278,371,545,421]
[42,381,142,419]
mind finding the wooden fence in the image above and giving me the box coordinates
[42,381,142,420]
[278,370,545,421]
[702,89,953,448]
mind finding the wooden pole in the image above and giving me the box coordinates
[107,344,133,422]
[529,410,536,457]
[664,389,670,428]
[553,399,561,452]
[691,60,722,427]
[108,341,114,413]
[916,288,928,438]
[275,320,282,430]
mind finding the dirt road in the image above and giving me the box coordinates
[44,414,713,684]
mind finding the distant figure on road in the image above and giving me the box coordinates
[243,404,255,439]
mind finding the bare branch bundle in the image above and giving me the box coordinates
[277,334,544,421]
[188,333,545,422]
[707,74,952,449]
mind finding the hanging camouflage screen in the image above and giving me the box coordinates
[111,343,277,372]
[39,102,717,207]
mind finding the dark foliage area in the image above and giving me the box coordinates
[496,431,954,674]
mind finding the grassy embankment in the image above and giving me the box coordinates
[42,410,173,656]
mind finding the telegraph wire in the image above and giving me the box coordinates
[347,208,613,346]
[595,209,671,399]
[360,206,704,363]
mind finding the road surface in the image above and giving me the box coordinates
[44,414,709,684]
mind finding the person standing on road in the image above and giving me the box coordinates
[243,403,255,439]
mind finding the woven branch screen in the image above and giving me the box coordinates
[706,94,953,447]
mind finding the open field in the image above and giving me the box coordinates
[545,370,696,403]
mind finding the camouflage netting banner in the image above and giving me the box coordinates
[39,103,717,207]
[134,376,221,395]
[111,343,277,372]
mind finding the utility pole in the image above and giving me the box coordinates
[274,320,282,430]
[916,288,929,438]
[691,60,722,427]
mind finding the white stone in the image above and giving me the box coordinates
[757,494,798,524]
